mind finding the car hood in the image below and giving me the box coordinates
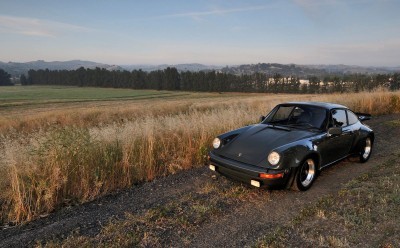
[215,124,315,166]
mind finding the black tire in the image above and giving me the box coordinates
[291,158,317,191]
[359,136,373,163]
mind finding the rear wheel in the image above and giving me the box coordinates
[292,158,317,191]
[359,137,373,163]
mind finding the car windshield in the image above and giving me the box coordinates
[264,105,327,130]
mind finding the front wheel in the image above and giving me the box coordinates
[291,158,317,191]
[359,137,373,163]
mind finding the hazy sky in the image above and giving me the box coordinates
[0,0,399,66]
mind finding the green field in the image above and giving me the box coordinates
[0,86,193,107]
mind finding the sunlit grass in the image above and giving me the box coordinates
[1,88,400,224]
[256,151,400,247]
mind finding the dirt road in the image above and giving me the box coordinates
[1,114,399,247]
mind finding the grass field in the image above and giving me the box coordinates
[0,85,195,119]
[0,86,315,134]
[1,85,400,224]
[0,86,186,105]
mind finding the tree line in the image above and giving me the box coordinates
[13,67,400,93]
[0,69,12,86]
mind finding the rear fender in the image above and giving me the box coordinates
[353,131,374,154]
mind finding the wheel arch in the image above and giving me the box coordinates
[354,131,375,154]
[285,151,321,189]
[369,132,375,143]
[307,152,321,170]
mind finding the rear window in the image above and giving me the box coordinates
[331,109,347,127]
[347,111,359,125]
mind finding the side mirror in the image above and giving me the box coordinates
[356,112,371,121]
[358,115,371,121]
[328,127,342,137]
[259,115,266,122]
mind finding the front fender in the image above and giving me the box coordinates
[271,138,321,170]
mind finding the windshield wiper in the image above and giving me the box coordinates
[283,123,321,131]
[266,124,291,131]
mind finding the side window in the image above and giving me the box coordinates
[347,110,359,125]
[331,109,347,127]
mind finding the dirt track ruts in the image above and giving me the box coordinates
[1,114,399,247]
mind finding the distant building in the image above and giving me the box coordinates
[299,79,309,85]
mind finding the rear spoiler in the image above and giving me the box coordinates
[356,112,372,121]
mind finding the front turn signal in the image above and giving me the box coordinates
[259,173,284,179]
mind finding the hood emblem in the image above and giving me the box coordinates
[238,153,242,157]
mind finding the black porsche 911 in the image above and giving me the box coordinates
[208,102,374,191]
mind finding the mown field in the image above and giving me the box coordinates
[1,85,400,228]
[0,86,179,102]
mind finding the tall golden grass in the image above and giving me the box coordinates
[1,89,399,223]
[0,93,314,135]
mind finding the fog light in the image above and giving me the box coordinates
[209,164,216,171]
[251,180,261,187]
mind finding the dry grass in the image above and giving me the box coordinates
[257,151,400,248]
[316,87,400,115]
[1,89,400,224]
[40,180,265,247]
[0,91,313,135]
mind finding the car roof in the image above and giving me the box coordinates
[281,101,348,110]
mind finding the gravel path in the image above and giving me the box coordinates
[1,114,399,247]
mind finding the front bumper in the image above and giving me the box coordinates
[208,152,291,188]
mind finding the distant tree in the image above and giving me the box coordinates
[289,77,300,93]
[271,73,282,93]
[164,67,180,90]
[20,74,28,85]
[321,76,331,93]
[308,76,320,93]
[20,66,396,94]
[300,83,308,94]
[375,74,390,89]
[0,69,12,86]
[390,73,400,91]
[332,76,342,93]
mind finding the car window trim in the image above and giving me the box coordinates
[330,108,349,127]
[266,104,329,130]
[346,109,360,126]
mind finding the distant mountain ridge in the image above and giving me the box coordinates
[220,63,325,76]
[121,63,223,72]
[1,60,399,78]
[220,63,400,76]
[0,60,124,77]
[304,64,400,75]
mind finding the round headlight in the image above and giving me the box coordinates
[268,151,280,166]
[212,138,221,149]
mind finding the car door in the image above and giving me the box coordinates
[319,109,355,166]
[346,110,362,150]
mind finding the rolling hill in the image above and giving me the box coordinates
[1,60,399,78]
